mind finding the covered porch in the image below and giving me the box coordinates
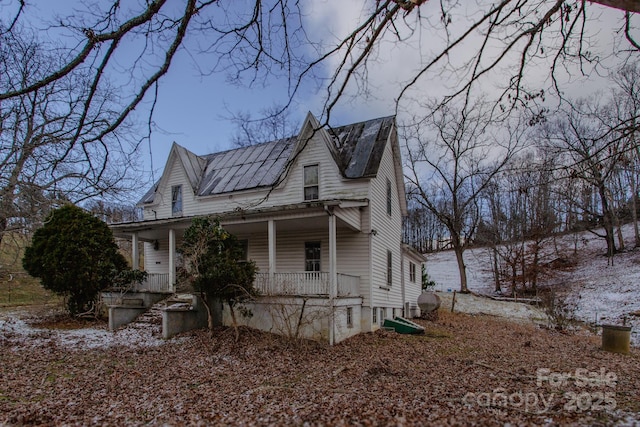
[110,201,368,298]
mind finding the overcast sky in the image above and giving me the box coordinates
[7,0,635,198]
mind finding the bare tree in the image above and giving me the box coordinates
[479,151,560,296]
[403,97,526,292]
[541,97,628,260]
[1,1,638,142]
[0,30,141,245]
[228,104,298,147]
[611,64,640,246]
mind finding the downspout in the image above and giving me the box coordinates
[401,252,406,317]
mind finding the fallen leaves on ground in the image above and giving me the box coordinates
[1,310,639,426]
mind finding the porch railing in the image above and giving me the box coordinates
[131,273,172,293]
[129,271,360,296]
[254,272,360,297]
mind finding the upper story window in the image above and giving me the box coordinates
[386,179,392,216]
[305,241,321,271]
[304,164,319,201]
[171,185,183,216]
[409,262,416,283]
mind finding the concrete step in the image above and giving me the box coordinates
[123,295,175,337]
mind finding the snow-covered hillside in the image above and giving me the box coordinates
[424,224,640,346]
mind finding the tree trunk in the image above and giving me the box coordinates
[200,293,215,337]
[598,183,617,260]
[453,243,468,293]
[531,241,540,293]
[228,302,240,342]
[0,217,6,247]
[630,167,640,247]
[491,247,501,293]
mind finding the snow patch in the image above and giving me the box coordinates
[0,312,188,350]
[424,224,640,346]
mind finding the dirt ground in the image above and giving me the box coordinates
[1,309,639,426]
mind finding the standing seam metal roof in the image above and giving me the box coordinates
[140,115,395,204]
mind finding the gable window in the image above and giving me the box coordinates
[386,250,392,287]
[171,185,183,216]
[386,179,392,215]
[409,262,416,283]
[305,241,321,271]
[304,164,319,201]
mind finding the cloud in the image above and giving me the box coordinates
[300,0,634,126]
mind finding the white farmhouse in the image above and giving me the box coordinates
[111,113,425,343]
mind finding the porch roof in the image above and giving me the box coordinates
[110,198,368,237]
[402,243,427,263]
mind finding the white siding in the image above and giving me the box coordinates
[143,240,169,274]
[236,226,367,279]
[335,207,361,231]
[369,137,404,315]
[143,130,371,221]
[403,251,424,317]
[147,154,198,220]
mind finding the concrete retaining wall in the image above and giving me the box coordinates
[104,291,170,331]
[162,295,209,339]
[222,296,362,343]
[102,291,168,307]
[108,306,148,330]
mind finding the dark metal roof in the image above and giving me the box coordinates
[330,115,395,178]
[140,115,395,204]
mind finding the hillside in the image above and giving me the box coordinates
[425,224,640,346]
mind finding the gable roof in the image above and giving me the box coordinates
[139,114,397,205]
[329,115,395,179]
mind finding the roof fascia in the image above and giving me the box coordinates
[389,123,408,217]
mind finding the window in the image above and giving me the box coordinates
[304,164,319,201]
[347,307,353,328]
[171,185,182,216]
[381,307,387,321]
[237,240,249,261]
[386,179,392,215]
[305,241,321,271]
[372,307,378,324]
[386,250,392,287]
[409,262,416,283]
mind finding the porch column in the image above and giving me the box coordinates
[131,232,139,270]
[268,220,276,282]
[328,212,337,346]
[169,228,176,291]
[328,214,337,298]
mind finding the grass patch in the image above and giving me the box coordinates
[0,279,60,307]
[423,328,453,339]
[0,233,61,308]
